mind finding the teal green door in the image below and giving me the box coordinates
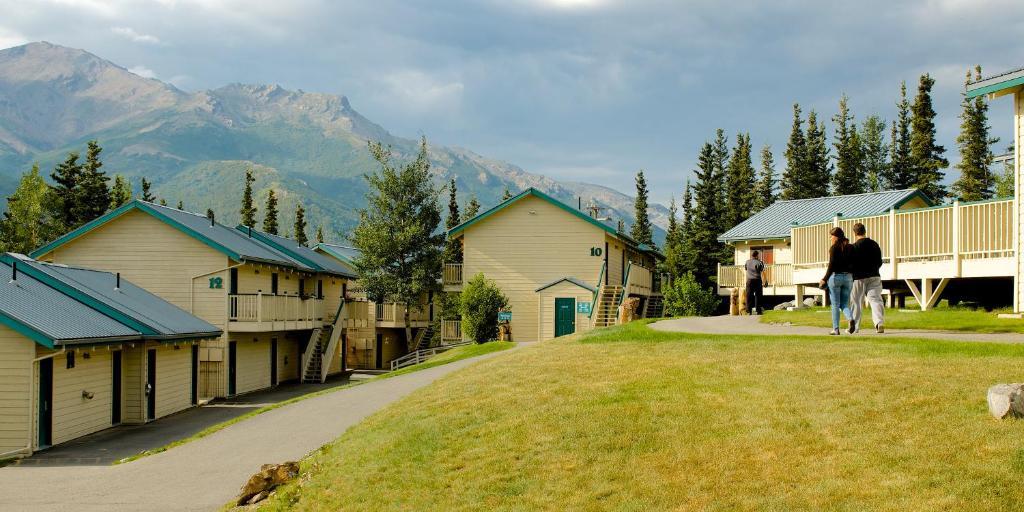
[554,298,576,337]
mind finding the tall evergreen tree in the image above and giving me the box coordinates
[662,192,685,279]
[141,178,155,202]
[908,73,948,200]
[781,104,810,199]
[316,225,325,244]
[501,187,513,201]
[805,110,832,195]
[1,165,62,253]
[886,81,913,189]
[444,178,463,263]
[665,195,679,249]
[630,170,654,246]
[177,200,184,210]
[832,95,865,195]
[74,140,110,224]
[464,195,481,219]
[689,140,729,287]
[110,174,132,208]
[860,115,889,192]
[753,144,777,211]
[952,66,997,201]
[351,137,444,345]
[263,189,279,234]
[294,203,308,245]
[206,208,215,220]
[240,168,257,228]
[50,151,82,229]
[724,133,755,227]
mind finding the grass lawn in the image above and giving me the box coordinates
[762,305,1024,333]
[385,341,515,378]
[259,322,1024,511]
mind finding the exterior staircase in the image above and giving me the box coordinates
[643,295,664,319]
[301,327,327,383]
[593,285,623,327]
[411,325,436,351]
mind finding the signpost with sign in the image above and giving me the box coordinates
[498,311,512,322]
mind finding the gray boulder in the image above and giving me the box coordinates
[803,297,818,308]
[987,384,1024,419]
[773,301,794,311]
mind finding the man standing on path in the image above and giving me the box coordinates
[850,222,885,333]
[744,250,766,315]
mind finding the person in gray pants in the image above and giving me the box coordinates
[849,222,885,333]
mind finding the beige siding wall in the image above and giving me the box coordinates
[122,347,144,424]
[537,282,595,341]
[732,241,793,266]
[277,336,301,384]
[48,349,113,446]
[605,235,625,287]
[462,195,606,342]
[0,326,33,457]
[232,336,271,395]
[152,343,194,419]
[234,264,308,296]
[321,277,346,321]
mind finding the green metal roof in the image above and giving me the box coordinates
[31,200,316,272]
[718,189,932,242]
[966,66,1024,99]
[315,243,360,273]
[447,187,662,257]
[236,226,356,278]
[0,253,220,348]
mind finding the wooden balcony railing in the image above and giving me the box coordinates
[792,199,1014,268]
[441,319,462,342]
[374,302,431,324]
[228,294,324,324]
[717,263,794,288]
[443,263,464,286]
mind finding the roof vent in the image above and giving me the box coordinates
[9,261,16,283]
[210,212,216,227]
[247,226,252,238]
[115,272,121,291]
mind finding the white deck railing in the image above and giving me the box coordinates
[441,319,462,342]
[443,263,464,286]
[228,294,324,324]
[718,263,794,288]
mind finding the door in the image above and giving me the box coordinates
[555,298,576,337]
[112,350,122,424]
[229,268,239,318]
[270,338,278,386]
[752,246,774,284]
[271,274,279,295]
[146,349,156,421]
[190,345,199,405]
[38,358,53,448]
[228,341,237,396]
[375,334,384,369]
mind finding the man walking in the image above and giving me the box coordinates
[744,250,766,315]
[850,222,885,333]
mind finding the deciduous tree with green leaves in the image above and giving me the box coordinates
[994,145,1015,198]
[263,189,279,234]
[459,272,509,343]
[952,66,997,202]
[294,203,308,246]
[630,170,654,247]
[351,138,444,345]
[1,165,62,254]
[908,73,948,201]
[240,168,257,228]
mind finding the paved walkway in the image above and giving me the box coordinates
[651,315,1024,343]
[0,347,515,511]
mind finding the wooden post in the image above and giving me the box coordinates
[952,200,961,277]
[256,292,263,323]
[888,208,898,280]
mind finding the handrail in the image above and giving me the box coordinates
[617,262,633,308]
[588,262,606,320]
[300,327,322,381]
[318,299,347,382]
[389,340,473,371]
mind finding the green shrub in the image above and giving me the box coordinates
[460,272,510,343]
[663,272,720,317]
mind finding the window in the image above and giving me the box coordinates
[317,280,323,299]
[271,273,279,294]
[66,351,75,369]
[298,279,305,298]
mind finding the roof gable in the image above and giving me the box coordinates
[316,243,360,271]
[719,189,932,242]
[31,200,315,272]
[535,277,596,293]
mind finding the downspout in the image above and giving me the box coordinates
[3,347,66,460]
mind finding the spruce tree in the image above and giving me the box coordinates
[263,189,279,234]
[952,66,997,201]
[662,193,685,279]
[832,94,865,195]
[725,133,755,227]
[316,225,325,244]
[75,140,110,224]
[110,175,132,208]
[805,110,832,196]
[177,200,184,210]
[141,178,155,202]
[860,115,889,192]
[206,208,215,220]
[908,73,948,200]
[781,104,809,199]
[1,165,62,254]
[351,137,444,345]
[294,203,308,245]
[675,182,696,280]
[753,144,776,211]
[464,196,481,219]
[887,81,914,189]
[240,168,257,228]
[501,187,513,201]
[630,170,654,246]
[159,198,167,206]
[689,141,728,287]
[50,151,82,229]
[444,178,463,263]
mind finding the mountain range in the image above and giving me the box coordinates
[0,42,668,244]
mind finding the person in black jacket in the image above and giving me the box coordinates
[819,226,855,335]
[743,250,766,315]
[849,222,885,333]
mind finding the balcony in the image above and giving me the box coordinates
[339,300,433,329]
[228,293,324,332]
[441,319,462,343]
[443,263,463,289]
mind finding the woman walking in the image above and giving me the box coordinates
[819,227,855,335]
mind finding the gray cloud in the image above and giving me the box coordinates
[1,0,1021,203]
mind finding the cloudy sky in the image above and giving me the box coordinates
[1,0,1022,203]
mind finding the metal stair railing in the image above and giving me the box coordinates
[300,327,323,382]
[318,299,348,383]
[389,340,473,371]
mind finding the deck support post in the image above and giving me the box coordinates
[888,208,898,279]
[952,200,962,278]
[794,284,804,307]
